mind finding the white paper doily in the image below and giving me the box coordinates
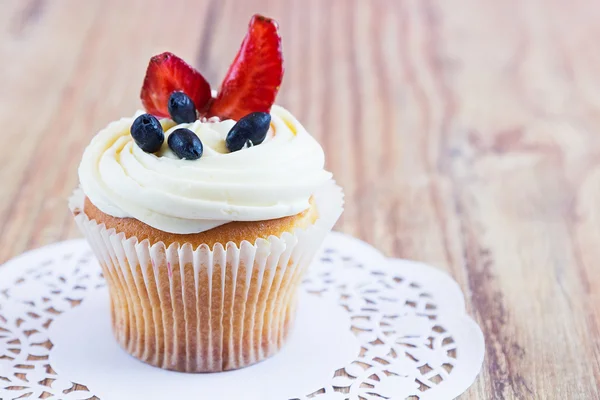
[0,232,484,400]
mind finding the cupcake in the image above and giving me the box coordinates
[70,14,343,373]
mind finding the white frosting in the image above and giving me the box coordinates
[78,105,332,234]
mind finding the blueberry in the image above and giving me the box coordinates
[168,91,197,124]
[167,128,203,160]
[225,112,271,152]
[130,114,164,153]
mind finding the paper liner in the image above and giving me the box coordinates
[69,181,343,372]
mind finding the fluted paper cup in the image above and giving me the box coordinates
[69,181,343,372]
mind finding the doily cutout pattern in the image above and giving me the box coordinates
[0,241,103,400]
[0,233,484,400]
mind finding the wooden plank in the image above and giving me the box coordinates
[0,0,599,398]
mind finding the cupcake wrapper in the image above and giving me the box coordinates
[69,181,343,372]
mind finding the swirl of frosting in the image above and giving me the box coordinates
[78,105,333,234]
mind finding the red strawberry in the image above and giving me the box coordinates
[140,52,211,118]
[208,14,284,121]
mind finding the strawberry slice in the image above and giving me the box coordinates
[140,52,211,118]
[208,14,284,121]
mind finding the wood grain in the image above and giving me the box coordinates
[1,0,600,398]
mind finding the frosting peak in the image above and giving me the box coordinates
[78,105,332,234]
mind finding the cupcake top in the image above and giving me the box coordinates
[78,15,332,234]
[79,106,331,234]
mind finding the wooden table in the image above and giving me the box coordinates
[1,0,599,398]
